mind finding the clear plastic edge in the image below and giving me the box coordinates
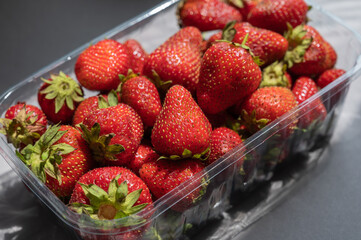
[0,0,361,236]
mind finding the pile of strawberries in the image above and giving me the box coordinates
[0,0,348,238]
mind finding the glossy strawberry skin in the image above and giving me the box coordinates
[139,159,205,211]
[121,76,162,128]
[124,39,148,75]
[5,103,47,135]
[143,27,203,94]
[72,95,100,126]
[179,0,242,31]
[247,0,308,34]
[208,22,288,66]
[75,39,130,91]
[83,103,144,166]
[207,127,243,165]
[197,41,262,115]
[151,85,212,157]
[46,125,93,197]
[317,68,346,89]
[236,0,261,19]
[128,144,159,176]
[292,77,327,127]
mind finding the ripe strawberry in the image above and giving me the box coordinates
[128,144,159,175]
[240,86,298,134]
[207,127,244,165]
[69,167,153,239]
[75,39,130,91]
[247,0,309,34]
[72,91,119,126]
[124,39,148,75]
[151,85,212,158]
[233,0,260,19]
[286,25,335,77]
[120,72,162,128]
[38,71,84,124]
[0,103,47,148]
[81,103,143,166]
[292,77,327,127]
[178,0,242,31]
[139,159,206,211]
[17,125,93,197]
[197,41,262,115]
[208,22,289,66]
[316,68,346,89]
[143,27,203,94]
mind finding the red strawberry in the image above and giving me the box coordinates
[316,68,346,89]
[234,0,261,19]
[128,144,159,175]
[208,22,289,66]
[139,159,205,211]
[151,85,212,158]
[0,103,47,148]
[197,41,262,115]
[207,127,244,165]
[286,25,334,77]
[143,27,203,94]
[75,39,130,91]
[292,77,327,127]
[72,91,119,126]
[120,72,162,128]
[124,39,148,75]
[38,71,84,124]
[178,0,242,31]
[69,167,153,239]
[240,86,298,134]
[17,125,93,197]
[81,103,143,166]
[247,0,309,34]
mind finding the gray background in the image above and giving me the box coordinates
[0,0,361,239]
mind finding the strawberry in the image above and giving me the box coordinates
[207,127,243,165]
[286,25,335,77]
[120,72,162,128]
[17,125,93,197]
[75,39,130,91]
[197,41,262,115]
[208,22,289,66]
[259,61,293,88]
[72,91,119,126]
[177,0,242,31]
[292,77,327,127]
[128,144,159,175]
[240,86,298,134]
[316,68,346,89]
[81,103,143,166]
[151,85,212,158]
[139,159,206,211]
[0,103,47,148]
[233,0,261,19]
[38,71,84,124]
[124,39,148,75]
[69,167,153,239]
[143,27,203,94]
[247,0,309,34]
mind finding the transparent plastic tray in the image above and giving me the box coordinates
[0,0,361,239]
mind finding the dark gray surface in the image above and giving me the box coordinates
[1,0,361,239]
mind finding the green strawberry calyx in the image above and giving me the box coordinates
[15,125,75,184]
[240,109,270,134]
[193,176,209,204]
[0,106,44,148]
[70,174,148,224]
[221,21,237,42]
[80,123,125,162]
[40,71,84,113]
[259,61,290,88]
[283,24,313,68]
[158,148,210,161]
[151,70,173,97]
[97,90,119,109]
